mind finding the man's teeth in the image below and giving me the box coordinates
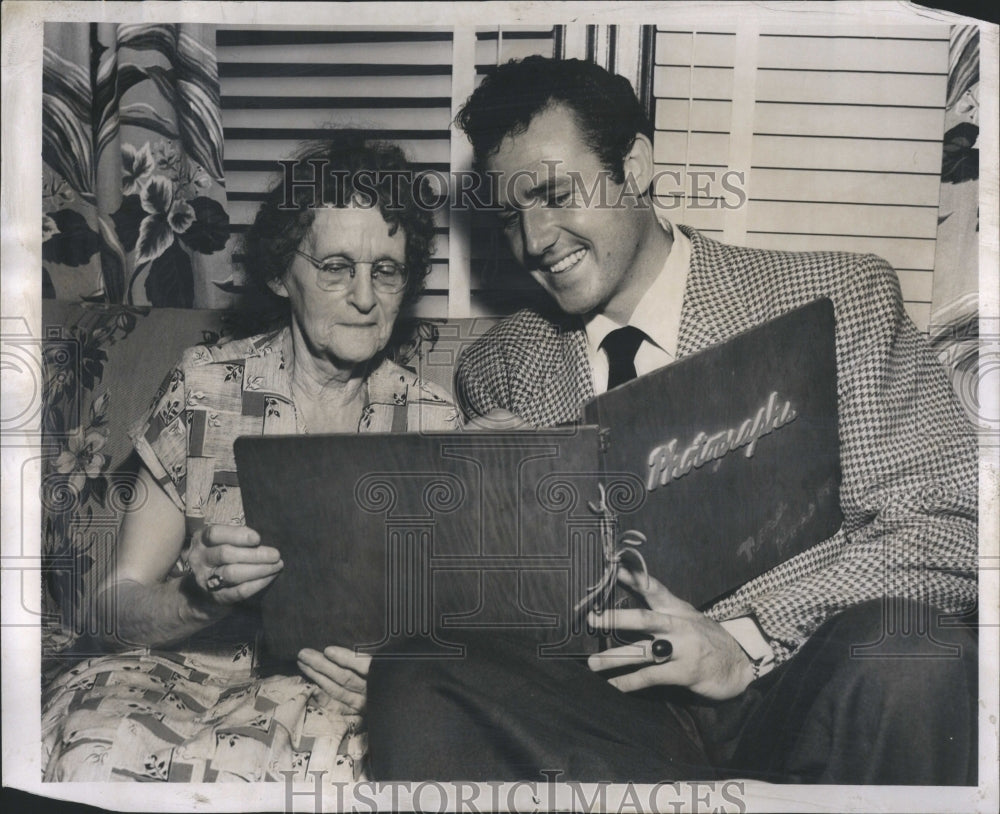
[548,249,586,273]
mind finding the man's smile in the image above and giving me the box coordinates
[544,247,587,274]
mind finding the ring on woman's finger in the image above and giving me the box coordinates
[650,637,673,664]
[206,569,226,592]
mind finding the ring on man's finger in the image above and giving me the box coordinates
[650,637,673,664]
[206,570,226,591]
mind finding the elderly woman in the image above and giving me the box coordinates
[41,134,460,782]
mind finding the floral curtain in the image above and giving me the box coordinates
[42,23,233,308]
[40,23,236,661]
[930,25,979,425]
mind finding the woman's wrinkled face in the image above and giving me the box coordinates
[272,206,407,370]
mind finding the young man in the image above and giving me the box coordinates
[366,57,978,784]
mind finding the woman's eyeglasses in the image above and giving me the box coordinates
[294,250,408,294]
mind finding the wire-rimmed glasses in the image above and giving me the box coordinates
[293,250,408,294]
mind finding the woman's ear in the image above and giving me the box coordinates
[267,275,289,298]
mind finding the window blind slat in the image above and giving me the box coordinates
[747,201,939,240]
[225,135,449,160]
[222,96,451,110]
[757,26,950,40]
[218,41,454,64]
[653,162,733,177]
[751,168,941,206]
[651,165,735,200]
[226,162,452,198]
[656,99,733,132]
[407,295,449,319]
[217,28,454,46]
[756,70,948,107]
[226,199,451,248]
[758,34,950,72]
[654,132,732,166]
[475,29,556,40]
[653,203,726,233]
[220,75,453,97]
[656,26,737,35]
[753,102,945,141]
[743,233,936,271]
[654,66,734,99]
[655,32,736,67]
[218,63,452,78]
[474,36,556,65]
[751,135,942,174]
[423,265,451,291]
[223,107,451,130]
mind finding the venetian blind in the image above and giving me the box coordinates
[216,25,556,319]
[217,27,453,317]
[652,25,951,331]
[470,27,558,317]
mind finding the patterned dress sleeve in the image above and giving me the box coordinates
[709,254,979,663]
[128,355,191,514]
[412,377,464,431]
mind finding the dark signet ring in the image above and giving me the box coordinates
[206,570,225,592]
[650,638,673,664]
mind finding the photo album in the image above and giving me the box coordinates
[236,298,841,663]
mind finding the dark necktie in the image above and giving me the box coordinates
[601,325,646,390]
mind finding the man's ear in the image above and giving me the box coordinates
[622,132,655,193]
[267,275,289,298]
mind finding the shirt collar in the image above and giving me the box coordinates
[584,219,691,358]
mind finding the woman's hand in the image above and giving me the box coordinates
[297,646,371,716]
[186,524,283,604]
[586,568,754,700]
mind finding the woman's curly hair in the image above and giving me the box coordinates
[240,133,437,332]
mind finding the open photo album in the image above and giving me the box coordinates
[235,298,841,663]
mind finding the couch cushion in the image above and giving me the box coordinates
[41,302,233,667]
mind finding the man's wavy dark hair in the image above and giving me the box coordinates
[241,133,436,329]
[456,56,653,183]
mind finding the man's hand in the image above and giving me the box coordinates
[297,646,371,716]
[186,524,283,604]
[587,568,754,700]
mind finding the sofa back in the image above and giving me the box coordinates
[39,300,495,668]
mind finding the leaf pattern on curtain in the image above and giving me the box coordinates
[42,23,233,308]
[930,25,979,428]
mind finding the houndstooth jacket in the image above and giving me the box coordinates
[455,225,978,664]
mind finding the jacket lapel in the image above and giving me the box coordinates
[527,226,755,423]
[676,225,755,358]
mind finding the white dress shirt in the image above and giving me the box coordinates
[584,221,691,395]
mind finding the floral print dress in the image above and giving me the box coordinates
[41,328,461,782]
